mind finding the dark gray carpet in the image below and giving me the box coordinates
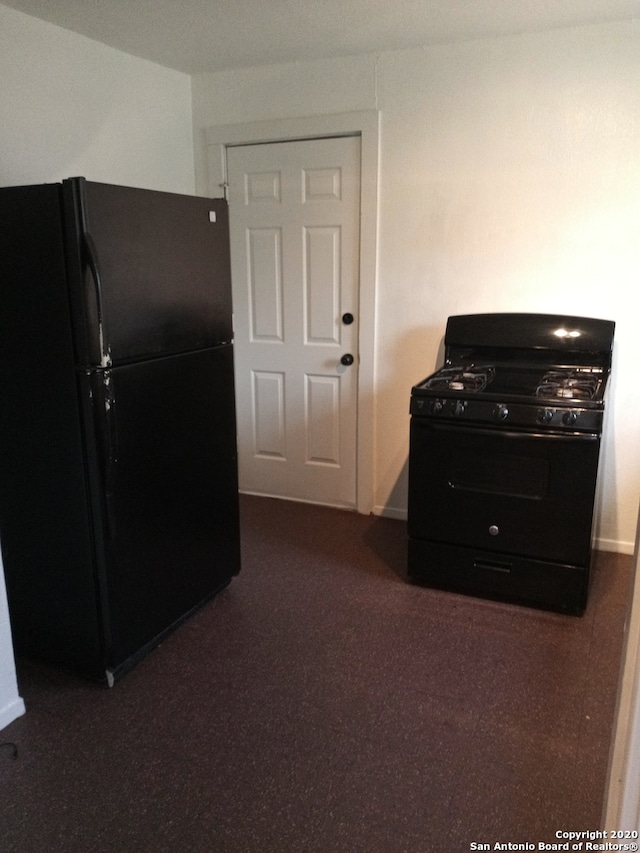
[1,495,632,852]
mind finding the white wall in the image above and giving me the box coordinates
[0,3,196,728]
[193,20,640,554]
[0,548,24,730]
[0,4,194,193]
[606,501,640,829]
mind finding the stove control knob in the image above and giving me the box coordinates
[562,410,578,427]
[430,399,444,415]
[538,408,554,424]
[451,400,466,417]
[494,404,509,422]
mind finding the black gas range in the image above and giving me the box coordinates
[407,313,615,615]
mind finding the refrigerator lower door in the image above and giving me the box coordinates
[84,345,240,681]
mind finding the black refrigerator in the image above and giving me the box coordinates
[0,177,241,685]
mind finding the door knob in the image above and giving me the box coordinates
[340,353,354,366]
[342,312,354,325]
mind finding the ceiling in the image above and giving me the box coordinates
[4,0,640,75]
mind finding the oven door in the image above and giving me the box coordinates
[408,420,601,567]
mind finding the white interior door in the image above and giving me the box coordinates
[227,136,361,508]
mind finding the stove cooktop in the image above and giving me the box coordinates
[416,363,605,403]
[411,362,609,432]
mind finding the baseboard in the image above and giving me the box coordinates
[0,696,25,732]
[595,537,636,556]
[239,490,357,512]
[373,505,407,521]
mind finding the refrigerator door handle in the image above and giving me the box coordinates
[82,232,111,368]
[79,369,119,544]
[102,371,118,538]
[87,369,118,538]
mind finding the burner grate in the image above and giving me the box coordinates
[424,364,495,393]
[535,368,602,401]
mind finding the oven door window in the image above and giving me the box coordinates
[449,451,549,500]
[408,421,601,566]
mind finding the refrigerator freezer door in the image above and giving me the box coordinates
[63,179,233,367]
[83,345,240,678]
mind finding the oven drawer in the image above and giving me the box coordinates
[408,538,588,615]
[408,420,601,567]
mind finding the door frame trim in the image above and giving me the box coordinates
[202,111,380,515]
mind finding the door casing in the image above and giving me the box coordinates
[203,111,379,515]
